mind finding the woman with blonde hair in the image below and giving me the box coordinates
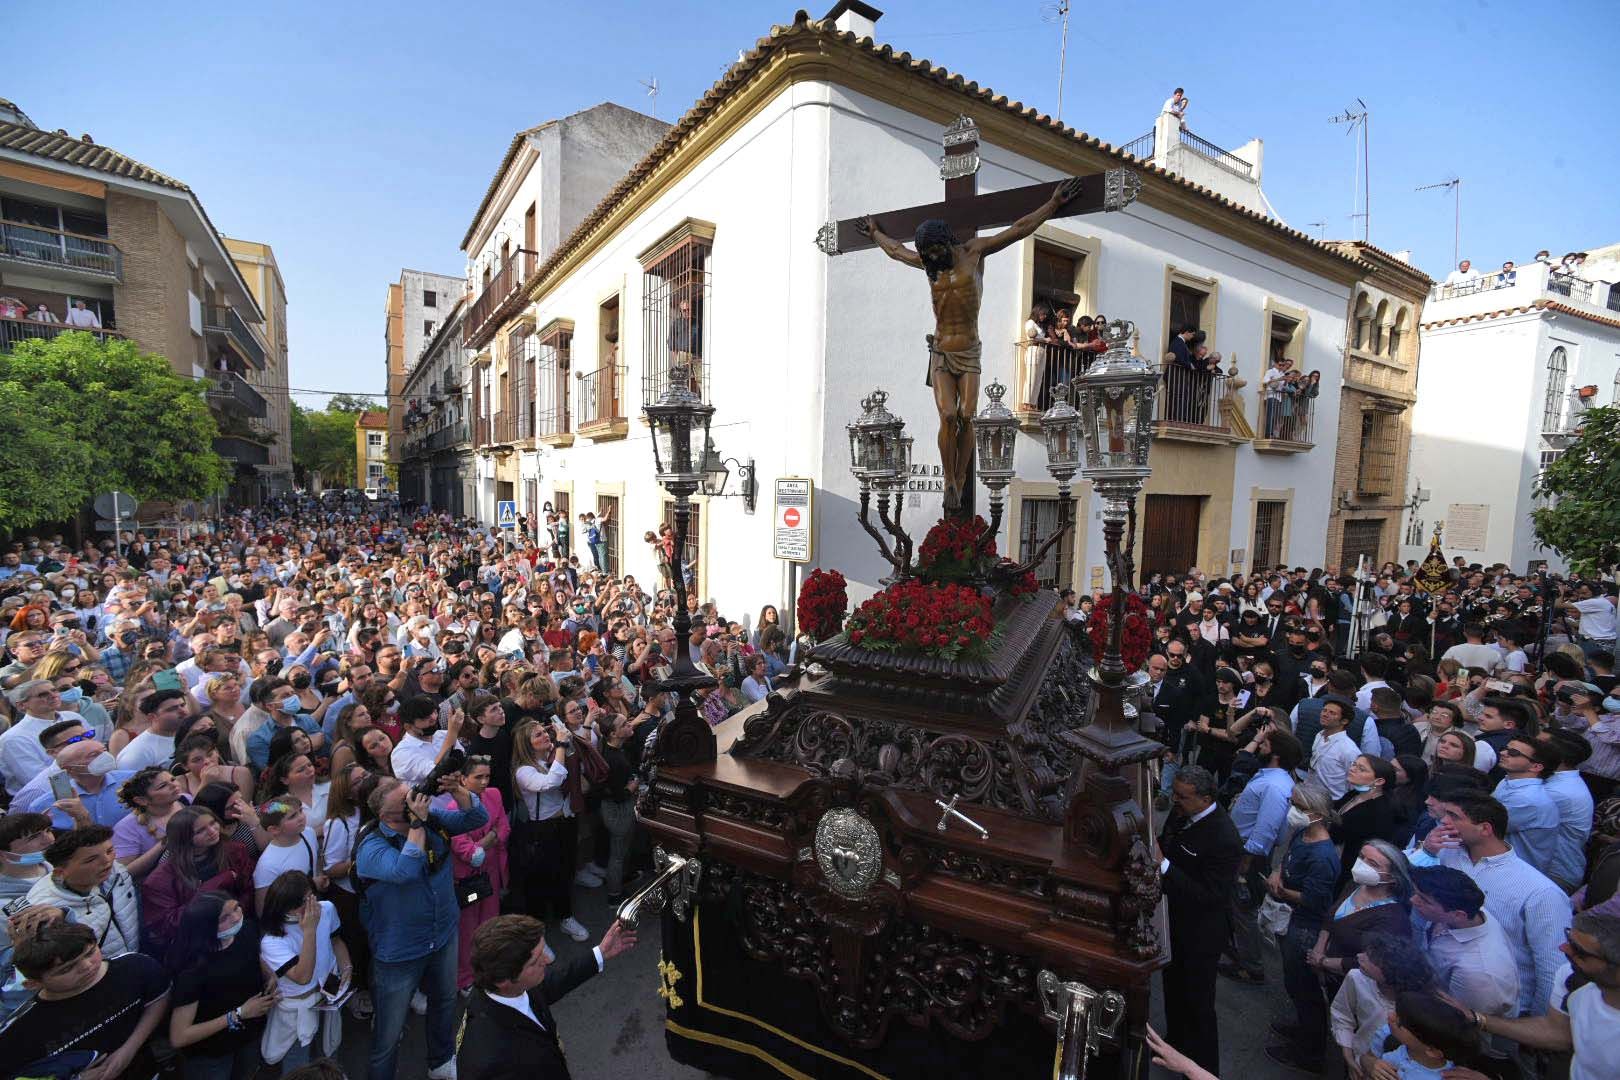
[33,649,113,741]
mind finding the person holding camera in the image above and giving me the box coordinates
[355,771,487,1080]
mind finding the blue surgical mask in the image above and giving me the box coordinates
[217,917,244,941]
[278,697,303,716]
[1604,697,1620,714]
[57,686,83,706]
[1350,783,1373,794]
[5,851,46,866]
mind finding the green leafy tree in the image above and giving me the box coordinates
[0,331,224,532]
[1532,404,1620,576]
[291,403,359,487]
[326,394,380,413]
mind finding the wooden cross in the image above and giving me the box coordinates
[814,115,1142,257]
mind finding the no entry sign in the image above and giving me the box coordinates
[773,479,813,562]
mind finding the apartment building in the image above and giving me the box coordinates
[355,410,389,493]
[486,8,1370,615]
[1321,241,1431,570]
[1407,249,1620,572]
[384,269,464,466]
[460,102,669,524]
[398,296,474,515]
[0,97,274,506]
[224,237,294,498]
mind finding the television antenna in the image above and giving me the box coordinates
[1416,176,1461,269]
[639,76,660,119]
[1329,99,1370,241]
[1303,220,1327,239]
[1040,2,1071,123]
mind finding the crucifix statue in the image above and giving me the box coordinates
[816,115,1143,515]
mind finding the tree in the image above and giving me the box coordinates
[326,394,380,413]
[1531,404,1620,577]
[291,403,358,487]
[0,331,224,533]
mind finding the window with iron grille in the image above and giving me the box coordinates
[537,327,572,436]
[1542,347,1568,431]
[641,225,712,405]
[663,501,702,598]
[507,326,536,439]
[1341,519,1384,570]
[596,495,621,577]
[1537,449,1563,504]
[1356,411,1397,495]
[1018,497,1073,590]
[1251,501,1286,571]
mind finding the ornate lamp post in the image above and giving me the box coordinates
[644,363,719,764]
[846,390,913,578]
[969,380,1018,551]
[1074,318,1158,713]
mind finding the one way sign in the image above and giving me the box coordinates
[496,500,517,529]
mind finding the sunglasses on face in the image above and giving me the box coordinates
[53,732,95,750]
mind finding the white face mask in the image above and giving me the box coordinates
[1350,858,1384,887]
[1286,807,1313,830]
[85,751,119,776]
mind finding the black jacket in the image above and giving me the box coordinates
[1159,805,1242,956]
[457,952,599,1080]
[1150,667,1205,742]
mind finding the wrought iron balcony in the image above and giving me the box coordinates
[465,248,537,349]
[1153,363,1233,440]
[1014,340,1100,427]
[426,421,469,453]
[0,316,124,351]
[577,364,627,439]
[1253,391,1317,452]
[208,370,268,418]
[202,305,266,369]
[0,220,123,281]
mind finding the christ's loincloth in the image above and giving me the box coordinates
[925,339,982,387]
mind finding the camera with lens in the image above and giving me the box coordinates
[413,747,467,798]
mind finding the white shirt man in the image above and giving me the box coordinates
[0,682,84,796]
[64,301,102,328]
[1444,260,1480,285]
[390,726,449,785]
[1309,703,1364,800]
[1571,593,1617,644]
[1161,88,1188,126]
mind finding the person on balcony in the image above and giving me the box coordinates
[1262,354,1294,438]
[1442,260,1479,286]
[1021,301,1052,410]
[64,299,102,329]
[1496,261,1517,288]
[1166,325,1202,423]
[1162,87,1189,130]
[28,303,58,324]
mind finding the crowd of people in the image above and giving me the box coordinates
[1021,301,1114,409]
[0,499,794,1080]
[1113,562,1619,1080]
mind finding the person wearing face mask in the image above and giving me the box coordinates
[1329,754,1399,898]
[389,696,464,786]
[5,825,143,959]
[1310,840,1414,1005]
[166,892,278,1080]
[13,721,137,830]
[1575,689,1620,804]
[0,813,54,909]
[244,681,326,774]
[0,679,87,797]
[140,806,255,959]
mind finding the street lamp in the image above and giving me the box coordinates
[699,435,757,513]
[642,363,718,764]
[846,389,913,578]
[1075,319,1157,686]
[969,380,1018,552]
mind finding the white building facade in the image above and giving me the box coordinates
[506,12,1367,619]
[1407,256,1620,572]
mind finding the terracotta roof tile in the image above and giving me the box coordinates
[1420,299,1620,332]
[356,411,389,428]
[0,120,188,190]
[525,11,1368,299]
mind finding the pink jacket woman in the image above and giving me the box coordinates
[451,784,511,989]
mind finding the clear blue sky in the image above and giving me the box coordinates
[10,0,1618,405]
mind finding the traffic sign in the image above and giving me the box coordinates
[496,500,518,529]
[94,519,122,532]
[94,491,137,518]
[772,479,813,562]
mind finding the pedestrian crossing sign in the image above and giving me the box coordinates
[497,500,517,529]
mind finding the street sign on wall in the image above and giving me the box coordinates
[496,500,517,529]
[772,478,813,562]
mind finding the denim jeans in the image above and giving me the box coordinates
[599,797,637,896]
[368,933,458,1080]
[181,1040,261,1080]
[590,541,607,572]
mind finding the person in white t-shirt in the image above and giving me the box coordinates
[1162,87,1188,128]
[1566,584,1618,653]
[259,874,350,1071]
[1443,259,1481,286]
[1467,913,1620,1080]
[114,689,189,770]
[64,299,102,328]
[251,798,325,912]
[1442,624,1504,673]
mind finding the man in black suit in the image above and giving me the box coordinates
[1150,642,1205,810]
[1156,765,1242,1077]
[458,916,639,1080]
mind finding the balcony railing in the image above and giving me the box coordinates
[426,422,468,453]
[1546,274,1595,303]
[577,364,626,429]
[491,410,518,445]
[465,249,537,347]
[642,349,711,408]
[1118,131,1155,160]
[1179,128,1254,179]
[1014,340,1100,418]
[213,436,270,466]
[203,305,266,369]
[1255,389,1317,450]
[208,370,268,419]
[473,415,490,446]
[0,316,124,351]
[1428,265,1610,307]
[0,220,123,281]
[1154,364,1230,432]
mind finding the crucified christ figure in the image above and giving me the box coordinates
[857,176,1084,515]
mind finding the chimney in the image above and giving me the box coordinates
[824,1,882,39]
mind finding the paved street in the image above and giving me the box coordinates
[326,877,1326,1080]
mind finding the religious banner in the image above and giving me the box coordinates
[1414,523,1451,595]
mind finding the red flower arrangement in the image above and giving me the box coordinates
[1087,592,1153,672]
[916,516,995,584]
[845,579,995,662]
[796,569,848,642]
